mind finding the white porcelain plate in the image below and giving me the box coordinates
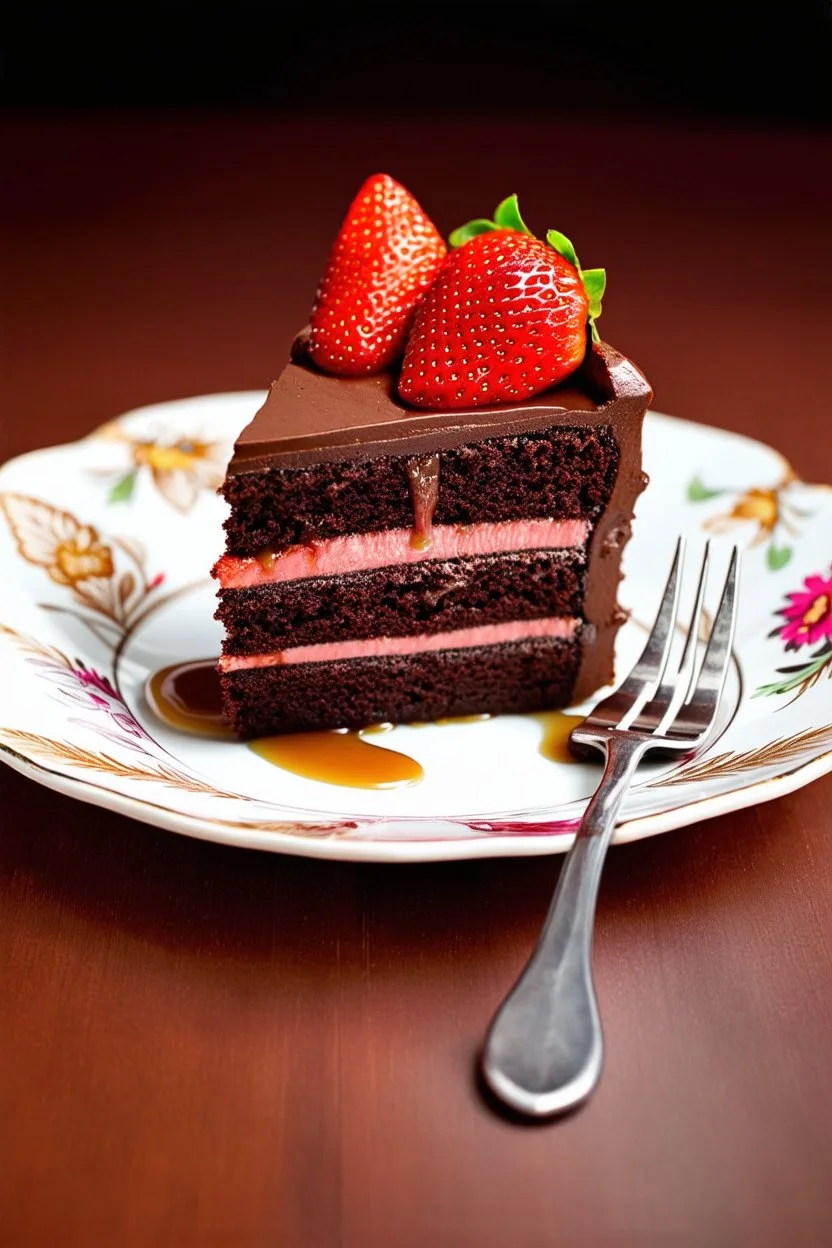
[1,394,830,862]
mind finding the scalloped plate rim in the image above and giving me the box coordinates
[2,739,830,862]
[1,394,830,863]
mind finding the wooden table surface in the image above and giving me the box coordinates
[2,115,831,1247]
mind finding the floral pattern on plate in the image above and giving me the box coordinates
[0,395,830,863]
[754,567,832,704]
[686,467,812,572]
[92,418,227,512]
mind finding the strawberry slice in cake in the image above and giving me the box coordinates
[212,176,651,737]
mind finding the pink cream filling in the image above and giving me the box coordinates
[215,518,588,589]
[220,616,578,672]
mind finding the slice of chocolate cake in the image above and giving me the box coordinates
[212,176,652,737]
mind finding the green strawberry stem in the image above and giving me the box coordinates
[493,195,533,235]
[450,195,605,343]
[580,268,606,337]
[448,195,533,247]
[545,228,578,268]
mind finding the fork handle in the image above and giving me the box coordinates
[481,735,648,1118]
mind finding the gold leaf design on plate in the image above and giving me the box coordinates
[206,817,356,839]
[117,571,136,605]
[0,493,114,586]
[0,622,73,669]
[0,494,168,634]
[113,535,148,568]
[0,730,359,840]
[653,725,832,788]
[0,729,249,801]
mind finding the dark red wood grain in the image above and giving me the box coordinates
[2,115,831,1247]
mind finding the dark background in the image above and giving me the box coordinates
[3,2,832,123]
[3,7,832,1246]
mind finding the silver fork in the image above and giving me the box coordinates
[481,537,740,1118]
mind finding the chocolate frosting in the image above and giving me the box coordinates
[225,335,652,704]
[225,331,641,474]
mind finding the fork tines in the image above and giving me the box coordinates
[575,538,740,752]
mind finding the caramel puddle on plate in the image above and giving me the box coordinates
[532,711,585,764]
[145,661,422,789]
[251,729,423,790]
[145,661,579,786]
[145,659,235,740]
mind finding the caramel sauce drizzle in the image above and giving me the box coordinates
[145,659,235,739]
[406,453,440,550]
[251,730,423,789]
[146,660,584,789]
[532,711,586,764]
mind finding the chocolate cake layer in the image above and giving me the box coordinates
[217,549,586,654]
[221,636,583,737]
[215,339,650,729]
[222,425,619,556]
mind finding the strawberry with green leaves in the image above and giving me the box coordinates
[308,173,447,376]
[398,195,605,409]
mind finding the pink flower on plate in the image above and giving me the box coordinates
[779,571,832,650]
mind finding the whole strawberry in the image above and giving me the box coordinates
[307,173,447,376]
[398,195,605,409]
